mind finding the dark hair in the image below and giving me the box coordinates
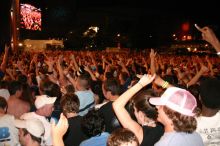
[29,73,38,86]
[97,65,104,74]
[0,80,8,89]
[8,81,22,95]
[17,75,28,84]
[40,81,62,99]
[81,109,105,138]
[188,84,202,110]
[103,79,121,96]
[21,83,34,105]
[163,106,197,133]
[65,84,75,94]
[105,72,114,80]
[0,96,7,110]
[199,77,220,109]
[78,74,91,89]
[61,93,80,115]
[107,128,139,146]
[22,128,42,144]
[163,75,178,85]
[119,72,129,82]
[131,89,158,120]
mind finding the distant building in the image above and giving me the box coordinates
[23,39,64,52]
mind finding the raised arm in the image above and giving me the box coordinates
[84,65,97,81]
[113,74,155,144]
[195,24,220,53]
[70,54,80,72]
[0,44,10,72]
[187,64,209,87]
[52,113,68,146]
[150,49,157,75]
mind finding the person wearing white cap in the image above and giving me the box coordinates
[14,119,45,146]
[149,87,204,146]
[20,95,57,146]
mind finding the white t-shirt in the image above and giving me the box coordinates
[0,114,20,146]
[20,112,52,146]
[196,111,220,146]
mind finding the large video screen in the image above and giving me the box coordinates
[20,4,41,31]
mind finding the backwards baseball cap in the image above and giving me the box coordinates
[149,87,197,116]
[35,95,57,109]
[14,119,45,138]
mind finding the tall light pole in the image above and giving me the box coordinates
[11,0,20,52]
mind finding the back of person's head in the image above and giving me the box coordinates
[40,81,62,99]
[0,96,7,111]
[188,84,202,110]
[97,65,104,75]
[61,93,80,116]
[163,106,197,133]
[91,81,105,103]
[29,73,38,86]
[105,72,114,80]
[8,81,22,95]
[163,75,178,86]
[21,83,34,104]
[199,77,220,109]
[103,79,121,96]
[131,89,158,120]
[149,87,198,133]
[0,80,8,89]
[107,128,139,146]
[17,74,28,84]
[0,70,4,81]
[78,74,91,90]
[119,72,129,82]
[35,95,57,109]
[81,109,105,138]
[65,84,75,94]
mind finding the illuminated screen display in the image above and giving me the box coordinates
[20,4,41,31]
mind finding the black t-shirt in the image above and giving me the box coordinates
[98,101,122,133]
[64,116,87,146]
[140,123,164,146]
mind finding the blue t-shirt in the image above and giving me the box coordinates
[155,131,204,146]
[75,90,95,116]
[80,132,109,146]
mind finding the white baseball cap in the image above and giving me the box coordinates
[0,89,10,100]
[14,119,45,138]
[35,95,57,109]
[149,87,197,116]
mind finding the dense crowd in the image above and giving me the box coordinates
[0,26,220,146]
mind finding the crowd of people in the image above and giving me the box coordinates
[20,4,42,31]
[0,25,220,146]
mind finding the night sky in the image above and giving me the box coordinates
[0,0,219,48]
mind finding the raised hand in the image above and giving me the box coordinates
[195,24,219,46]
[138,74,156,87]
[200,64,209,73]
[4,44,10,52]
[51,113,69,138]
[45,56,55,66]
[150,49,157,59]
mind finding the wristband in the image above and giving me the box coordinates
[162,81,169,89]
